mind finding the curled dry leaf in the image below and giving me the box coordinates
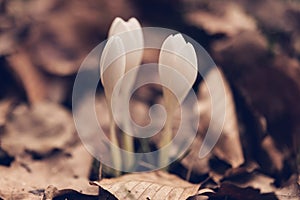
[198,68,244,167]
[91,171,200,200]
[158,33,198,166]
[213,30,300,181]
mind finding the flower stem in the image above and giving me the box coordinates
[159,113,173,168]
[122,120,135,171]
[110,119,122,176]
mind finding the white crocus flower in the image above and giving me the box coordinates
[108,17,144,170]
[100,36,126,174]
[109,17,143,75]
[158,34,198,167]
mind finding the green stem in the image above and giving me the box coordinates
[139,138,155,164]
[110,119,122,176]
[122,120,135,171]
[159,113,173,168]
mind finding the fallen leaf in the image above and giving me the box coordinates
[7,52,72,103]
[179,137,210,182]
[223,170,276,194]
[0,144,96,199]
[0,146,14,167]
[42,185,117,200]
[275,177,300,200]
[7,52,48,103]
[198,68,244,168]
[210,182,278,200]
[2,0,136,76]
[1,102,75,157]
[185,2,256,36]
[212,30,300,183]
[0,98,15,129]
[237,0,300,34]
[92,171,200,200]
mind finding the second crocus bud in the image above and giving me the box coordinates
[158,34,198,167]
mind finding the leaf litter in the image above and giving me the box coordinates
[0,0,299,199]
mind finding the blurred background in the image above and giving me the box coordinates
[0,0,299,199]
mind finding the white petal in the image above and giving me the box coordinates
[127,17,143,51]
[126,17,144,69]
[108,17,143,70]
[108,17,129,38]
[173,34,186,45]
[107,17,144,96]
[177,42,198,87]
[159,34,198,104]
[128,17,141,30]
[100,36,126,100]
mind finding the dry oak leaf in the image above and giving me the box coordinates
[91,171,200,200]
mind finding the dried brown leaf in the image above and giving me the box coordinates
[275,177,300,200]
[224,170,276,194]
[43,185,116,200]
[0,146,14,167]
[185,2,256,36]
[0,98,14,129]
[0,144,96,199]
[1,102,75,156]
[92,171,200,200]
[7,52,48,103]
[2,0,136,76]
[211,182,278,200]
[7,52,71,103]
[213,30,300,181]
[198,68,244,167]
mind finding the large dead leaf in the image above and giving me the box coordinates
[198,68,244,168]
[1,102,76,157]
[92,171,200,200]
[212,30,300,182]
